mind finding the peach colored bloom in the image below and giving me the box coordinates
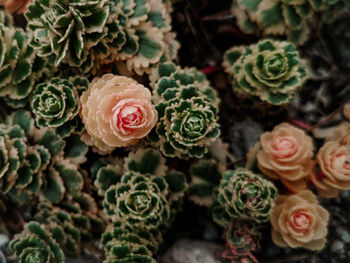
[325,122,350,143]
[257,123,314,192]
[310,140,350,198]
[80,74,157,154]
[1,0,32,14]
[270,190,329,251]
[344,102,350,121]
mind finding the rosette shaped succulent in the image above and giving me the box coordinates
[270,190,329,250]
[104,171,171,230]
[0,11,47,107]
[0,123,50,201]
[212,168,277,226]
[222,222,261,263]
[81,74,158,154]
[257,122,314,192]
[34,202,82,258]
[231,0,349,45]
[5,110,86,204]
[25,0,113,69]
[31,78,80,128]
[101,221,161,263]
[223,39,308,105]
[10,221,64,263]
[310,139,350,198]
[149,62,220,159]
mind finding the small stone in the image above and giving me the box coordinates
[330,240,345,254]
[336,226,350,243]
[161,238,225,263]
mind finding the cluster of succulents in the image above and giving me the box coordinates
[92,147,187,261]
[231,0,350,45]
[0,0,346,262]
[25,0,179,76]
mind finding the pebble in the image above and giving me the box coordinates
[161,238,225,263]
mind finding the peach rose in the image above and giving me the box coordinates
[325,122,350,143]
[310,140,350,198]
[1,0,32,14]
[344,102,350,121]
[257,123,314,192]
[271,190,329,251]
[80,74,157,153]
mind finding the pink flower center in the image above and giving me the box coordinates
[272,136,297,158]
[119,105,143,126]
[331,153,350,171]
[112,103,145,135]
[290,211,311,231]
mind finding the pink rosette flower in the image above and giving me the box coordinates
[80,74,158,154]
[310,140,350,198]
[257,123,314,192]
[270,190,329,251]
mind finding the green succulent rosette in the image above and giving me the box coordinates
[0,122,50,201]
[212,168,277,226]
[10,221,64,263]
[34,202,82,258]
[102,220,163,255]
[5,110,86,204]
[25,0,113,70]
[31,78,80,128]
[149,62,220,159]
[223,39,308,105]
[25,0,178,76]
[103,171,171,230]
[0,11,47,108]
[101,221,160,263]
[231,0,349,45]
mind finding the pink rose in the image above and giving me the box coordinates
[271,190,329,251]
[257,123,314,192]
[80,74,158,153]
[311,140,350,198]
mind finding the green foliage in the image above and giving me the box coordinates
[0,10,47,107]
[231,0,349,44]
[31,77,87,130]
[3,110,86,204]
[149,62,221,159]
[104,171,171,230]
[212,168,277,226]
[10,221,64,263]
[101,221,161,263]
[188,159,222,207]
[25,0,179,75]
[223,39,308,105]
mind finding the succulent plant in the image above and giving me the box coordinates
[31,76,87,130]
[94,147,186,230]
[101,220,162,263]
[223,39,308,105]
[25,0,179,76]
[104,171,171,230]
[4,110,86,204]
[212,168,277,226]
[0,10,47,108]
[149,62,221,159]
[10,221,64,263]
[222,222,261,263]
[34,202,82,258]
[231,0,349,45]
